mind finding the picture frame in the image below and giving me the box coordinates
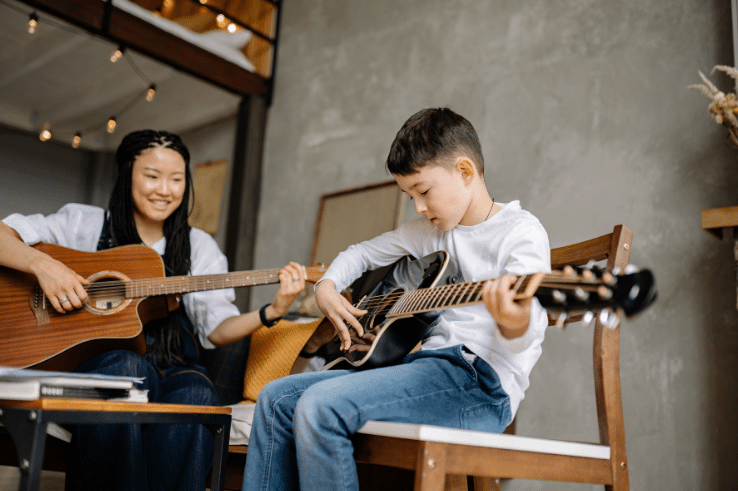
[310,180,405,266]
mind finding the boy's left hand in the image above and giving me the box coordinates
[481,275,531,339]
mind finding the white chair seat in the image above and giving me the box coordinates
[357,420,611,460]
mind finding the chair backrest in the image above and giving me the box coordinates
[548,224,633,488]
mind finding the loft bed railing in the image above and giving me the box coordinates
[15,0,280,99]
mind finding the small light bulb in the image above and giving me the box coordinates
[110,46,124,63]
[107,117,117,134]
[216,14,227,28]
[146,84,156,102]
[72,133,81,148]
[39,124,51,142]
[227,23,237,33]
[28,13,38,34]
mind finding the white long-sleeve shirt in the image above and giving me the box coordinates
[2,203,240,349]
[321,200,551,416]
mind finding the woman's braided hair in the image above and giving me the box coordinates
[107,130,194,368]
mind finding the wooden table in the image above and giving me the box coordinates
[0,398,232,491]
[702,206,738,309]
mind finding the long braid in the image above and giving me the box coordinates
[108,130,194,368]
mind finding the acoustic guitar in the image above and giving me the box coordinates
[290,250,656,374]
[0,243,326,370]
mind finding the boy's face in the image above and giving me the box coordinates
[395,162,474,231]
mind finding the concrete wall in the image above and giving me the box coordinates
[253,0,738,488]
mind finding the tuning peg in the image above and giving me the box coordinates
[598,308,621,329]
[596,285,613,300]
[562,265,576,276]
[555,311,568,329]
[624,264,638,274]
[574,287,589,301]
[581,311,594,328]
[552,289,567,304]
[611,266,621,276]
[601,271,615,285]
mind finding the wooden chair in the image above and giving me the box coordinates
[351,224,638,491]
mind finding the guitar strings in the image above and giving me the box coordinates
[76,269,283,299]
[352,274,611,316]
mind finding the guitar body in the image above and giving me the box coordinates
[0,243,171,370]
[291,251,463,374]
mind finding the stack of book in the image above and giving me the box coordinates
[0,366,148,403]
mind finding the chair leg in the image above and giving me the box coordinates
[443,475,467,490]
[414,441,447,491]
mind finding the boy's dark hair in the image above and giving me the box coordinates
[386,107,484,176]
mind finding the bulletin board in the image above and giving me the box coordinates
[189,159,228,235]
[310,180,405,266]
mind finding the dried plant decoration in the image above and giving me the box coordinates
[690,65,738,146]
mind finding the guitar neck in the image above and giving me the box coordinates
[123,270,282,299]
[384,271,611,318]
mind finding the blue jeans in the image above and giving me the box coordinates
[242,345,512,491]
[64,350,220,491]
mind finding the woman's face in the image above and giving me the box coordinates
[130,146,187,229]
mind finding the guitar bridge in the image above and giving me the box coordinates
[29,285,50,326]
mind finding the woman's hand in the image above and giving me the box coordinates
[30,254,89,313]
[314,279,368,351]
[262,262,307,322]
[481,275,531,339]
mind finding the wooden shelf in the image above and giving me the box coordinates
[702,206,738,239]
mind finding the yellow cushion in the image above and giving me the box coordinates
[242,319,321,402]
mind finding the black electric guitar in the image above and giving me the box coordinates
[290,250,656,374]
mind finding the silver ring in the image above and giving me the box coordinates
[292,277,299,282]
[60,298,70,304]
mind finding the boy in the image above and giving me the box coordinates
[242,107,551,491]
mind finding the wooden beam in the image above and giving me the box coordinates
[16,0,270,97]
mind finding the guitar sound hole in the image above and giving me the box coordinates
[84,275,130,315]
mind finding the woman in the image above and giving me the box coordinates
[0,130,306,491]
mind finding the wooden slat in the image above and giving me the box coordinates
[702,206,738,239]
[550,233,612,270]
[17,0,270,97]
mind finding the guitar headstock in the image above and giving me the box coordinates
[536,265,657,329]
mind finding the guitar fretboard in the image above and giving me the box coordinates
[85,270,282,299]
[385,274,539,317]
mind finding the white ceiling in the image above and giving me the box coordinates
[0,0,241,151]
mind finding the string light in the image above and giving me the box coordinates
[39,124,51,142]
[27,12,38,34]
[146,83,156,102]
[9,6,161,147]
[110,46,125,63]
[227,22,237,33]
[216,14,227,28]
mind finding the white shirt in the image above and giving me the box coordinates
[321,201,551,416]
[2,203,240,349]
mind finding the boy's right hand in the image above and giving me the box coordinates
[314,280,369,351]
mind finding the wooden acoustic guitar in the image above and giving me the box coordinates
[290,250,656,374]
[0,243,326,371]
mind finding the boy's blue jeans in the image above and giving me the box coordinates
[242,344,512,491]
